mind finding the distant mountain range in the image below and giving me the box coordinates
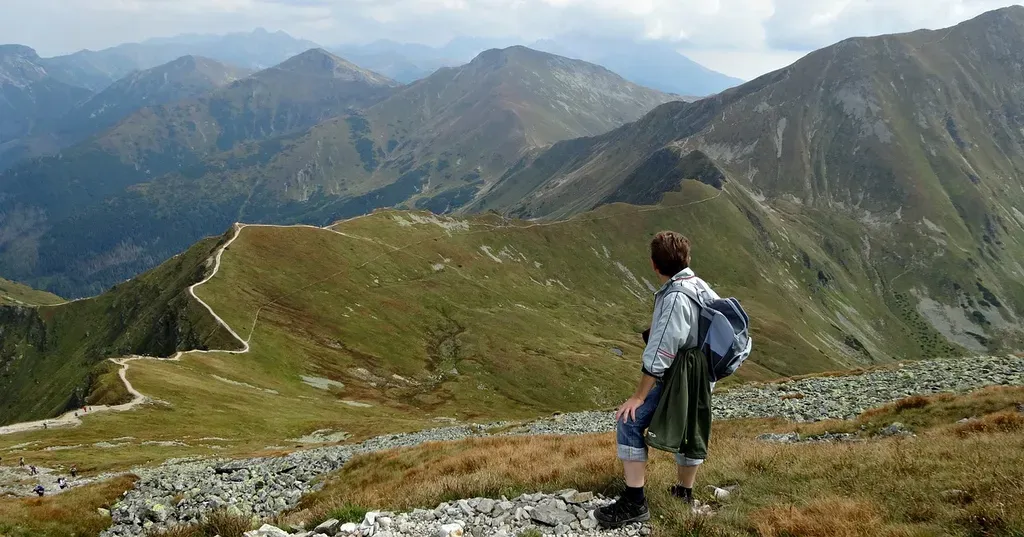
[0,46,675,297]
[333,35,744,95]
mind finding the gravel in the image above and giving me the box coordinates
[94,354,1024,536]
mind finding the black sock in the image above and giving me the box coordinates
[623,485,645,504]
[672,485,693,500]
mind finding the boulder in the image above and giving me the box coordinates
[436,522,465,537]
[530,504,577,527]
[475,498,495,514]
[878,422,914,437]
[243,524,290,537]
[339,522,359,533]
[756,432,800,444]
[313,518,340,534]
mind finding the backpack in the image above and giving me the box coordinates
[674,281,752,382]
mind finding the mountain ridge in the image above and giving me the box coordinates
[0,46,675,298]
[473,6,1024,356]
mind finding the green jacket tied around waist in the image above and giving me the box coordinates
[645,347,712,459]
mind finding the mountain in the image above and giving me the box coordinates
[530,36,743,96]
[56,55,251,142]
[332,40,459,83]
[0,56,250,170]
[0,232,242,425]
[41,28,322,91]
[477,7,1024,354]
[331,36,740,95]
[0,48,399,297]
[0,45,93,144]
[0,47,672,299]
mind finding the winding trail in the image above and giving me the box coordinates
[0,192,727,437]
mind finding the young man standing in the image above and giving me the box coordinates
[595,231,718,528]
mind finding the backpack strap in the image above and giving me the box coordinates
[665,283,707,351]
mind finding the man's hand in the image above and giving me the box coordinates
[615,396,645,423]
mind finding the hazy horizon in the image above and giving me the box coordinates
[2,1,1022,83]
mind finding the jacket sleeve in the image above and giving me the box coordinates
[641,292,692,378]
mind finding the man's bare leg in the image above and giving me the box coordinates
[624,461,646,487]
[677,464,698,488]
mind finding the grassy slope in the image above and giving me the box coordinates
[0,277,62,306]
[473,8,1024,357]
[0,183,850,470]
[0,235,242,426]
[290,386,1024,537]
[0,182,991,476]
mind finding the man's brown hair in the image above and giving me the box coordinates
[650,231,691,276]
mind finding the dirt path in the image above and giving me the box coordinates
[1,195,727,436]
[0,224,252,436]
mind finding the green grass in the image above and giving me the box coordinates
[0,277,62,306]
[0,234,241,426]
[0,183,1015,477]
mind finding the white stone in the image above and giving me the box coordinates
[314,518,340,534]
[339,522,359,533]
[242,524,290,537]
[436,523,465,537]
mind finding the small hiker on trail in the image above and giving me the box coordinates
[19,457,24,466]
[34,485,44,497]
[70,465,77,478]
[43,422,47,429]
[595,231,750,528]
[29,465,37,475]
[58,477,68,490]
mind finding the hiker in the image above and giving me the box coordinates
[594,231,725,528]
[58,477,68,490]
[29,465,37,475]
[70,465,77,478]
[19,457,24,466]
[34,485,45,497]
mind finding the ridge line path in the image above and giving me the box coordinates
[0,191,728,436]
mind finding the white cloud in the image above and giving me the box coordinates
[1,0,1021,79]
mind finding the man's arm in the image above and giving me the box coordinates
[641,292,692,378]
[616,372,658,423]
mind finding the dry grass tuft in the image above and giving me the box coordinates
[953,411,1024,437]
[289,434,621,526]
[0,474,136,537]
[751,497,889,537]
[780,392,805,400]
[893,395,930,411]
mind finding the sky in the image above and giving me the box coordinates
[1,0,1021,80]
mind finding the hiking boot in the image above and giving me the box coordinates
[670,485,695,505]
[594,496,650,528]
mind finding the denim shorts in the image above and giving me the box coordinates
[616,381,705,467]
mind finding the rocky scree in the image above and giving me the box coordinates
[101,355,1024,536]
[243,490,659,537]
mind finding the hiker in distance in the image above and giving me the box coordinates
[595,231,751,528]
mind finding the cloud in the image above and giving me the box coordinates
[2,0,1021,79]
[764,0,1021,50]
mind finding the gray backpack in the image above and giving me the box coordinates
[675,282,752,382]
